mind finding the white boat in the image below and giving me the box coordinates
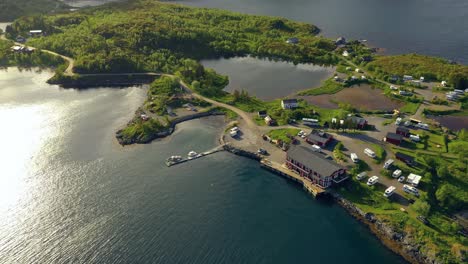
[187,151,200,159]
[384,186,396,198]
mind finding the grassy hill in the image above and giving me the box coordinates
[0,0,69,22]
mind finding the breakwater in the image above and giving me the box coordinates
[48,73,158,88]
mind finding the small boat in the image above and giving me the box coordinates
[187,151,199,159]
[167,155,182,161]
[166,155,184,166]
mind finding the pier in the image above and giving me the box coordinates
[166,144,226,167]
[260,159,326,197]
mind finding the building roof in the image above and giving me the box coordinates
[287,146,343,176]
[395,152,414,162]
[347,115,367,125]
[407,173,422,185]
[386,132,403,141]
[281,99,298,104]
[396,126,410,133]
[306,131,331,144]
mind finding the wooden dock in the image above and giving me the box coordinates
[260,159,326,197]
[166,144,226,167]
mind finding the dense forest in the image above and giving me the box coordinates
[5,0,337,95]
[0,0,69,22]
[0,39,66,68]
[368,54,468,89]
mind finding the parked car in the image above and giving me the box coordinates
[356,172,367,181]
[392,169,402,178]
[364,148,376,158]
[384,186,396,198]
[257,148,267,155]
[367,176,379,186]
[351,153,359,163]
[403,184,420,197]
[383,159,394,169]
[417,215,429,225]
[398,176,406,183]
[395,117,402,125]
[311,145,322,152]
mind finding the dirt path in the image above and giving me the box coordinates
[1,33,75,75]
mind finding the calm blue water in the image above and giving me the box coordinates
[201,57,334,100]
[176,0,468,64]
[0,69,406,263]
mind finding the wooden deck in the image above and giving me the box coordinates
[260,159,326,197]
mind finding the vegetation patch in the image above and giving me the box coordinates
[266,128,300,144]
[367,54,468,89]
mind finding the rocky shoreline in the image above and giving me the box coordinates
[116,110,225,145]
[222,143,438,264]
[332,193,440,264]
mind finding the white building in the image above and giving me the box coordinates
[407,173,422,186]
[281,99,299,109]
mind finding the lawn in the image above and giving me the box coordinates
[298,78,344,96]
[266,128,300,144]
[400,102,421,114]
[369,143,386,164]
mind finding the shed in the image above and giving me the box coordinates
[396,126,410,137]
[385,132,403,145]
[395,152,415,165]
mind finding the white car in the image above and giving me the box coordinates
[398,176,405,183]
[350,153,359,163]
[395,117,402,125]
[367,176,379,186]
[297,131,304,136]
[403,184,420,197]
[356,172,367,181]
[311,145,322,152]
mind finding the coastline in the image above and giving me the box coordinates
[220,140,436,264]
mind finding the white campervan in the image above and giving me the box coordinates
[367,176,379,186]
[351,153,359,163]
[364,148,376,158]
[383,159,394,169]
[384,186,396,198]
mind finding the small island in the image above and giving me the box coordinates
[1,1,467,263]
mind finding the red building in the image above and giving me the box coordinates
[306,130,333,147]
[346,115,368,130]
[385,132,403,145]
[396,126,410,137]
[286,146,347,188]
